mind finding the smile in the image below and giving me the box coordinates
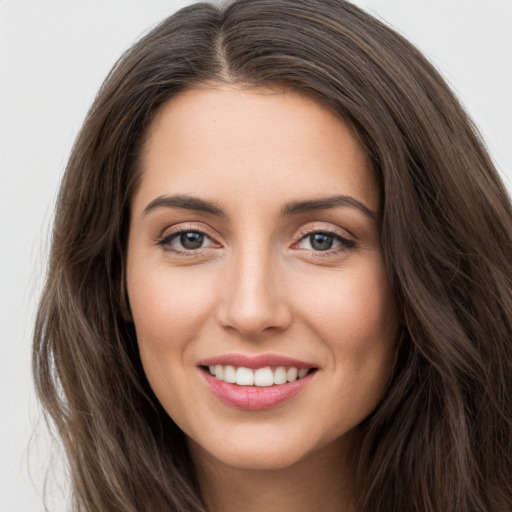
[206,365,312,386]
[198,354,318,410]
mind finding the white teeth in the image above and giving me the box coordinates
[207,365,313,386]
[286,367,298,382]
[224,365,236,383]
[254,367,274,387]
[274,366,287,385]
[214,365,224,380]
[236,367,254,385]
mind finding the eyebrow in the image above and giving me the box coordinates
[143,194,376,219]
[280,195,376,219]
[144,195,226,217]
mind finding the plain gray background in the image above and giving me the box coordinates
[1,1,511,510]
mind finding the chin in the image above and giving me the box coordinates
[217,445,308,471]
[188,425,348,473]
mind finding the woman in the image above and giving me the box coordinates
[33,0,512,511]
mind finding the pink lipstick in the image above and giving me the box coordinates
[198,353,318,410]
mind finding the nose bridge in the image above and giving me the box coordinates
[218,235,290,337]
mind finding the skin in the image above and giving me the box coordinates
[126,84,400,512]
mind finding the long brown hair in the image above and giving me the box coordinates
[33,1,512,510]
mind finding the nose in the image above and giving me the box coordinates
[216,244,292,338]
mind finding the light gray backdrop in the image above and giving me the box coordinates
[1,1,511,510]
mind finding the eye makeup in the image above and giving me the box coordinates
[155,222,357,259]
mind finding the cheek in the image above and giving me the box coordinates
[126,264,216,421]
[297,261,398,349]
[296,257,399,411]
[126,265,218,420]
[128,263,215,349]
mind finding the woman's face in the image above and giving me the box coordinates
[127,85,399,471]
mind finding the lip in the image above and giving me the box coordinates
[198,353,315,370]
[201,370,316,410]
[197,353,318,411]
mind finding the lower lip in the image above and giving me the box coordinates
[201,369,315,410]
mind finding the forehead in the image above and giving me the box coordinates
[134,85,378,216]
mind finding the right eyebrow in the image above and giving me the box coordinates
[280,195,377,219]
[143,195,226,217]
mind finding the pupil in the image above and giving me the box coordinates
[311,233,333,251]
[180,232,204,249]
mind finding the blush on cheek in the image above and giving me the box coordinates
[130,270,212,341]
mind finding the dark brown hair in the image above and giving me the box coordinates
[33,1,512,510]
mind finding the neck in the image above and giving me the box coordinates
[189,437,357,512]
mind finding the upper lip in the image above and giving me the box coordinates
[198,353,317,370]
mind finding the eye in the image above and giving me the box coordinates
[294,230,355,253]
[157,229,218,253]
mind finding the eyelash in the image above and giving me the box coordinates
[156,226,356,256]
[292,228,356,256]
[156,224,219,257]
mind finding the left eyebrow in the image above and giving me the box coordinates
[143,195,226,217]
[280,195,377,219]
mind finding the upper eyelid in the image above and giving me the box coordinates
[157,223,219,243]
[292,223,355,242]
